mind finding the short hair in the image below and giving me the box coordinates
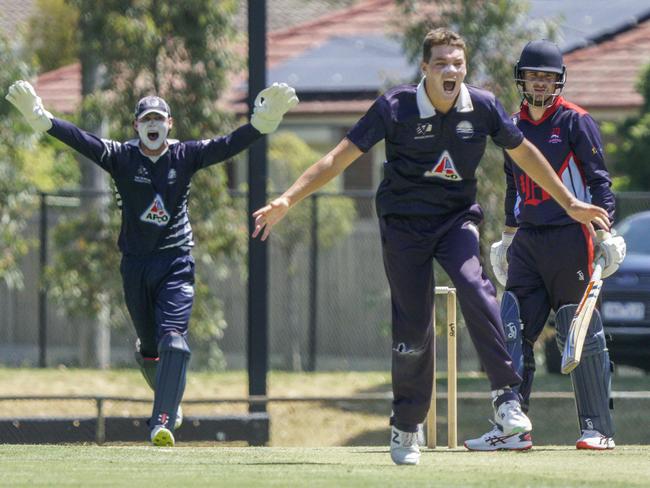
[422,28,467,62]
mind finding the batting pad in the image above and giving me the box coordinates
[556,305,614,437]
[151,332,191,432]
[500,292,524,379]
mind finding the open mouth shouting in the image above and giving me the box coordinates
[443,79,457,95]
[136,118,170,151]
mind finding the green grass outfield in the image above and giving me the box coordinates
[1,445,649,487]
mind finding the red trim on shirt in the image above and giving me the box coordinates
[518,96,563,125]
[559,98,588,116]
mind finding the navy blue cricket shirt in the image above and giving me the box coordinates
[347,79,524,219]
[48,118,262,256]
[504,96,615,228]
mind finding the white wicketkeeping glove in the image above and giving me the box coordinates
[250,82,299,134]
[595,229,626,278]
[5,80,53,132]
[490,232,515,287]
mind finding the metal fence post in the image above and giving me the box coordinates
[95,397,105,444]
[308,194,319,372]
[38,192,48,368]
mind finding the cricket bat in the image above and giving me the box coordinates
[561,257,605,374]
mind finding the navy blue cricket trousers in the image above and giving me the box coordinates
[120,249,195,358]
[506,223,594,406]
[380,212,521,429]
[506,223,594,338]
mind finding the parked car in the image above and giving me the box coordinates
[545,210,650,373]
[600,210,650,372]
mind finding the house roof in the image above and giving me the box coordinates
[528,0,650,52]
[265,34,412,93]
[35,0,650,118]
[36,63,82,115]
[562,12,650,111]
[36,0,399,116]
[234,0,357,34]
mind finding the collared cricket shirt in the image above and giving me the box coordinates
[48,118,262,256]
[504,96,615,228]
[347,79,524,218]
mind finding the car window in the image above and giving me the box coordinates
[616,214,650,255]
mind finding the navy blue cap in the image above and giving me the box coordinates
[134,96,171,119]
[516,40,564,74]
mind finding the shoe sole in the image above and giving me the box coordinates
[391,457,420,465]
[152,429,175,447]
[463,442,532,452]
[576,442,614,450]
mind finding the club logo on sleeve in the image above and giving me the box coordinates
[141,194,170,226]
[424,150,462,181]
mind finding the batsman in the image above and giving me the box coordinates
[465,40,625,451]
[6,79,298,447]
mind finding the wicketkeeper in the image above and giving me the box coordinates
[465,40,625,451]
[6,79,298,447]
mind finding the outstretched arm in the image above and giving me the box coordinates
[6,80,117,172]
[6,80,53,132]
[195,83,299,170]
[506,138,610,233]
[252,138,362,240]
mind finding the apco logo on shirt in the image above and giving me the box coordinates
[414,122,434,140]
[167,168,177,184]
[455,120,474,140]
[424,150,462,181]
[141,194,170,226]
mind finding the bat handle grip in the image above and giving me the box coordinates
[591,257,605,282]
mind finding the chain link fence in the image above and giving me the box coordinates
[0,190,472,373]
[1,191,649,373]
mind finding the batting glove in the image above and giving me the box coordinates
[595,229,626,279]
[6,80,53,132]
[251,82,299,134]
[490,232,515,287]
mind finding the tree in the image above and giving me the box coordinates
[395,0,554,281]
[46,0,244,369]
[603,63,650,191]
[0,36,39,288]
[23,0,80,72]
[268,132,357,370]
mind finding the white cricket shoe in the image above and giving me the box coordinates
[151,425,175,447]
[390,426,421,465]
[175,405,183,430]
[576,430,615,450]
[494,399,532,435]
[464,422,532,451]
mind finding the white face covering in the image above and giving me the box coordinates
[136,119,170,151]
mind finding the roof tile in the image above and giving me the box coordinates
[563,16,650,110]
